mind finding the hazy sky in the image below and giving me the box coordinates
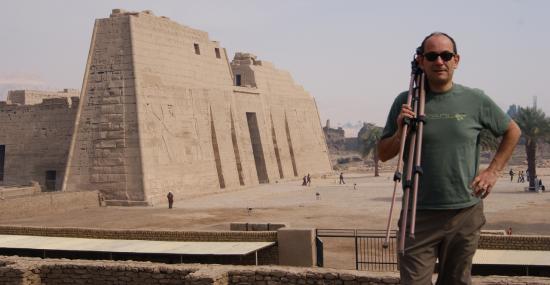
[1,0,548,128]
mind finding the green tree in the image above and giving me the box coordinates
[514,107,550,189]
[360,125,383,177]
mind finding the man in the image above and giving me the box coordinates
[509,169,514,182]
[378,32,521,284]
[339,172,345,184]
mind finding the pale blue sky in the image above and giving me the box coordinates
[1,0,548,130]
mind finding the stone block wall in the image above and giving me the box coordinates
[7,89,80,105]
[0,226,277,242]
[63,9,331,205]
[63,12,145,202]
[0,191,99,219]
[479,234,550,250]
[0,97,78,190]
[231,53,332,179]
[0,227,279,265]
[2,256,549,285]
[230,223,287,231]
[0,183,41,199]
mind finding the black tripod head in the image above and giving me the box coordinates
[410,47,423,76]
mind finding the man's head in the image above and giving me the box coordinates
[417,32,460,92]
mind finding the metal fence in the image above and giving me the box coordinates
[316,229,398,271]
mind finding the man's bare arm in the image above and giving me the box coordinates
[471,120,522,198]
[379,133,401,162]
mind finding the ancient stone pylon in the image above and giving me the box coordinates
[63,9,331,205]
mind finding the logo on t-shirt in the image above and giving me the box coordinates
[426,113,467,121]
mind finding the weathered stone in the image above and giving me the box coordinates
[60,9,331,205]
[340,273,355,281]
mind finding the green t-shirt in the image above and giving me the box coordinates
[381,84,510,209]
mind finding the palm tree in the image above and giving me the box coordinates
[514,107,550,189]
[360,125,383,177]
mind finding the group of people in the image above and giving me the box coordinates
[509,169,527,183]
[509,169,546,191]
[302,174,311,186]
[508,169,529,183]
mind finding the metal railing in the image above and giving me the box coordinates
[316,229,398,271]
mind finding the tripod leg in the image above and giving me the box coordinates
[383,74,416,248]
[410,73,426,239]
[398,111,419,254]
[398,82,420,254]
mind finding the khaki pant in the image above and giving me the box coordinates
[398,202,485,285]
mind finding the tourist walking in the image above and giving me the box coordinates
[167,191,174,209]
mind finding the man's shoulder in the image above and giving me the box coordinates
[453,83,485,97]
[394,90,409,103]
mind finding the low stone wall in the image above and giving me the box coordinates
[230,222,287,231]
[2,256,550,285]
[0,226,277,242]
[0,183,41,199]
[0,226,279,265]
[479,234,550,250]
[0,190,99,218]
[228,268,400,285]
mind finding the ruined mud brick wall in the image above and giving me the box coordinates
[64,9,331,204]
[479,234,550,250]
[3,256,549,285]
[0,191,99,218]
[7,89,80,105]
[0,97,78,190]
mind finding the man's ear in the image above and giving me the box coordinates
[453,54,460,68]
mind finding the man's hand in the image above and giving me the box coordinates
[396,104,415,135]
[470,168,499,199]
[379,104,415,162]
[470,120,521,199]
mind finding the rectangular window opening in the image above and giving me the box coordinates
[0,145,5,182]
[235,74,242,86]
[215,48,221,59]
[45,170,57,192]
[194,43,200,55]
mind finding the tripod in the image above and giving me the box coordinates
[382,51,426,255]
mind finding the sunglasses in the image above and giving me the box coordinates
[423,51,455,62]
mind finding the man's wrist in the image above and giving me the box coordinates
[487,159,503,174]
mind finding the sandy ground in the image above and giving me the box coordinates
[1,168,549,270]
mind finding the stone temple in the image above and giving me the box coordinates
[0,9,332,205]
